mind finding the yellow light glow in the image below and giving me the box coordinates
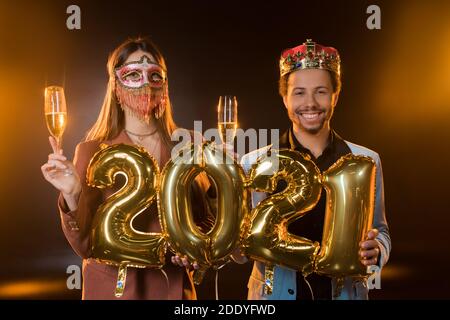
[0,279,66,298]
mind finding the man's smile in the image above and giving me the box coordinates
[295,110,325,122]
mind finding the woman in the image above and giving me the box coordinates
[41,37,214,299]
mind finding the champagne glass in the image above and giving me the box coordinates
[217,95,238,147]
[44,86,71,175]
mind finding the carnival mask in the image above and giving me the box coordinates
[115,55,167,120]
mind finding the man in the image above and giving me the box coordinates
[238,39,391,300]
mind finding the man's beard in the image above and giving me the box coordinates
[288,106,331,134]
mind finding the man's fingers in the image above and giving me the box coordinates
[359,248,380,259]
[367,229,379,240]
[361,258,377,266]
[360,239,379,250]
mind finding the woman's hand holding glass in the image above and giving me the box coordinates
[41,136,82,211]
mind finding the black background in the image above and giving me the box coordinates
[0,0,449,299]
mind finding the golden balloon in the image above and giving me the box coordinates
[243,149,322,276]
[86,143,166,296]
[159,142,249,284]
[315,154,376,282]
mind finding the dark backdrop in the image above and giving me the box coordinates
[0,0,449,299]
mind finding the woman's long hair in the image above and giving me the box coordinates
[85,36,177,149]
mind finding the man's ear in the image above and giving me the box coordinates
[282,95,288,109]
[332,92,340,107]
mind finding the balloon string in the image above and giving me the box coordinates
[303,275,315,301]
[114,264,127,298]
[159,268,170,299]
[215,269,220,300]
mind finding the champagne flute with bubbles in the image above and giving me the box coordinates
[45,86,71,175]
[217,95,238,147]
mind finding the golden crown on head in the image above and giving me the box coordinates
[279,39,341,77]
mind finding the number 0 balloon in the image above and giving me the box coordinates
[159,142,249,284]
